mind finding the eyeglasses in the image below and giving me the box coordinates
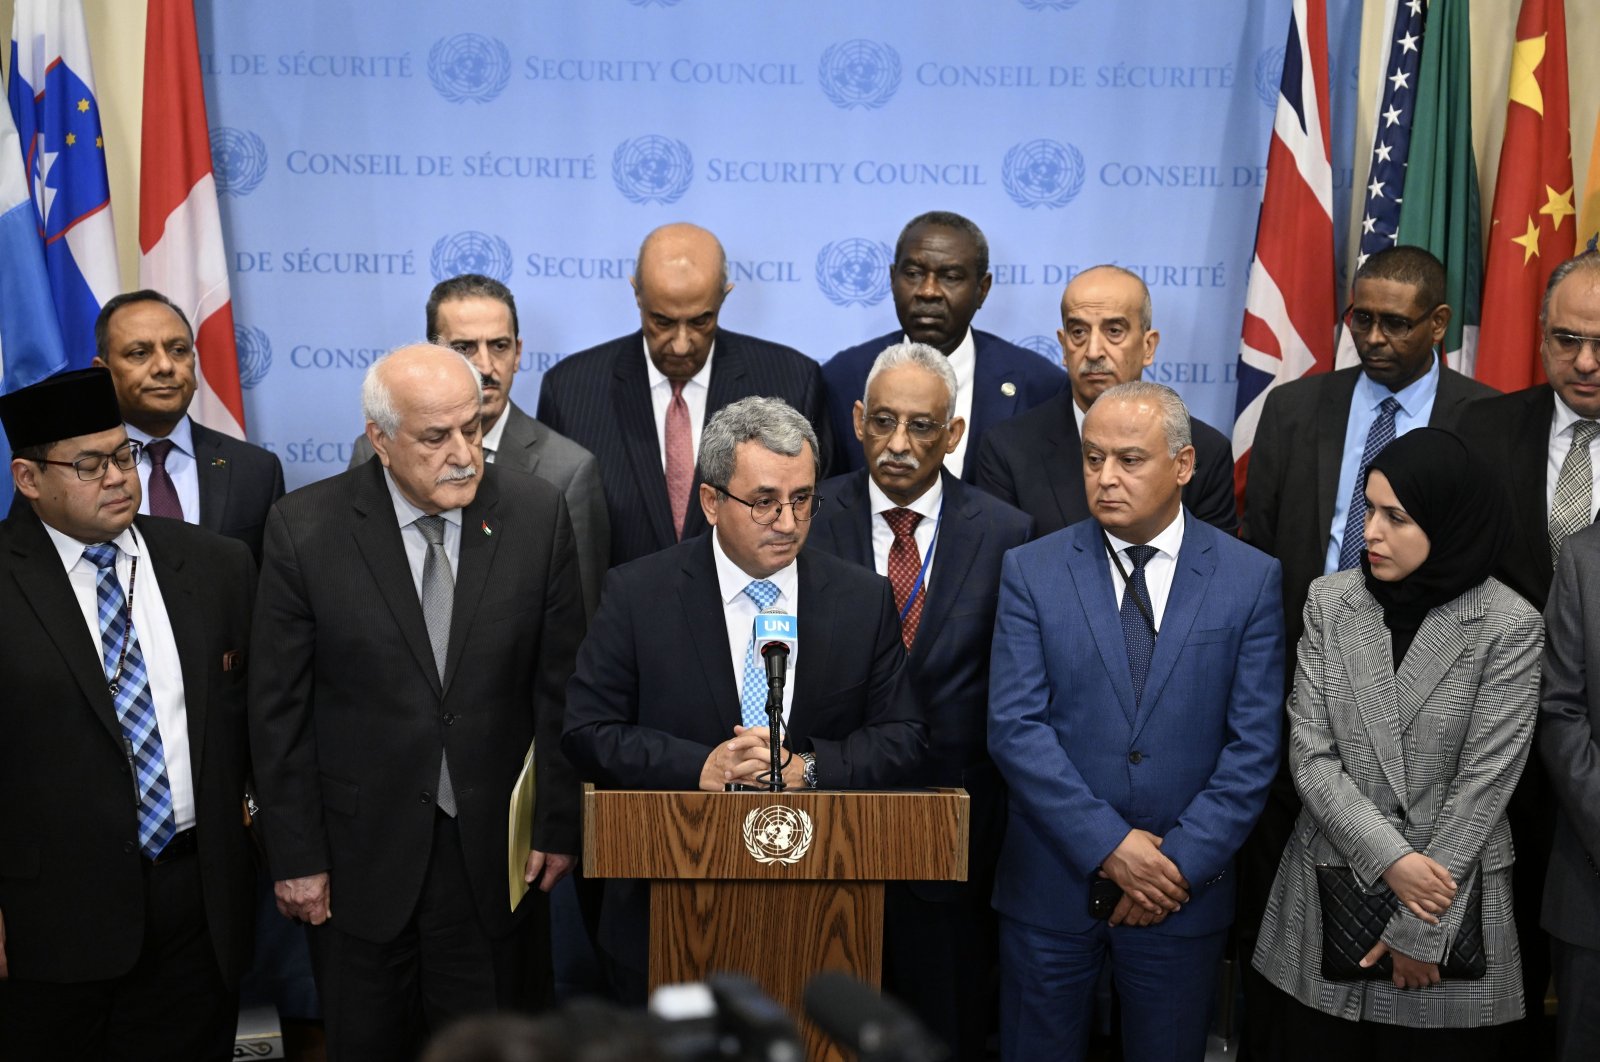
[861,412,949,443]
[711,486,822,525]
[1344,304,1440,340]
[1544,330,1600,363]
[37,439,142,482]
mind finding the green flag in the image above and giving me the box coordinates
[1396,0,1481,375]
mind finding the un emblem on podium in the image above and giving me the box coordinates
[428,33,512,103]
[1002,138,1085,210]
[210,127,267,197]
[612,135,694,205]
[815,238,894,308]
[818,39,901,111]
[742,806,815,866]
[430,231,514,284]
[234,325,272,390]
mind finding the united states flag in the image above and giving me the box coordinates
[1232,0,1336,506]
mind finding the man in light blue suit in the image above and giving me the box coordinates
[989,380,1284,1062]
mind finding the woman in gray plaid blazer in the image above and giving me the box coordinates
[1252,429,1541,1058]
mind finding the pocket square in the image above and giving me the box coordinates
[222,649,244,672]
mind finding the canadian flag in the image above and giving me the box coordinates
[138,0,245,437]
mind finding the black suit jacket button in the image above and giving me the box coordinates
[442,713,455,726]
[123,841,136,855]
[420,791,433,804]
[1129,751,1143,765]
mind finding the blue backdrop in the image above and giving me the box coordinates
[196,0,1360,490]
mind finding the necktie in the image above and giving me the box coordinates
[484,447,497,465]
[144,438,184,521]
[416,516,458,817]
[883,508,926,650]
[1550,420,1600,562]
[1119,544,1158,705]
[1337,396,1401,570]
[739,579,781,728]
[83,543,178,859]
[665,380,694,540]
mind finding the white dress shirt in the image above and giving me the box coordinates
[1545,393,1600,517]
[1104,508,1186,630]
[866,474,943,593]
[127,416,201,524]
[711,529,799,724]
[480,405,509,464]
[384,470,463,600]
[903,329,976,478]
[46,521,196,831]
[644,338,715,472]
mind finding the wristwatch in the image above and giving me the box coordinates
[800,752,818,789]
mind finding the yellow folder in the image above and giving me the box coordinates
[507,740,536,912]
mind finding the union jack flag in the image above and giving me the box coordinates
[1232,0,1337,506]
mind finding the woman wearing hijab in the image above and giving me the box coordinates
[1251,428,1541,1058]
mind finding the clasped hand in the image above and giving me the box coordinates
[1100,829,1189,927]
[699,725,805,790]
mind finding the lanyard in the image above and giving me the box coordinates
[897,507,942,624]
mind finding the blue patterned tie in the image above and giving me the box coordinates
[1119,545,1157,705]
[83,543,177,859]
[1338,396,1401,571]
[739,579,781,728]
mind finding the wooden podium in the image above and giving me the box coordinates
[583,785,968,1061]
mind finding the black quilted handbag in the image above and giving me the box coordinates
[1314,865,1486,981]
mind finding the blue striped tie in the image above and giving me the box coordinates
[740,580,781,728]
[1338,397,1401,571]
[1119,545,1158,705]
[83,543,177,859]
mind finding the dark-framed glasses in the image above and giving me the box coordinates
[1544,330,1600,362]
[711,485,822,525]
[38,439,143,481]
[861,412,949,443]
[1343,304,1440,340]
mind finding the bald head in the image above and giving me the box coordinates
[363,344,485,514]
[631,224,733,380]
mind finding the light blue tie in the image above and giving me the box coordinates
[84,543,178,859]
[739,579,781,728]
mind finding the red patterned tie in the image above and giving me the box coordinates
[883,508,925,649]
[144,438,184,520]
[664,380,694,540]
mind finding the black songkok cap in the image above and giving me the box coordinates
[0,368,124,451]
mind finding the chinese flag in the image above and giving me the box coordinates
[1476,0,1575,392]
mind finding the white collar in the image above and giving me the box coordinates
[43,518,144,571]
[1552,391,1599,437]
[643,337,716,391]
[711,527,799,606]
[866,470,944,521]
[481,405,510,454]
[903,328,975,389]
[1104,506,1185,562]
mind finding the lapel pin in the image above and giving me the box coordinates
[212,458,228,467]
[1000,381,1017,397]
[482,520,493,536]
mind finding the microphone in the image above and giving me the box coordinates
[803,972,949,1062]
[753,607,798,690]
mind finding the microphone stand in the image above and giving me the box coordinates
[764,648,787,792]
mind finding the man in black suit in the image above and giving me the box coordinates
[1458,250,1600,1055]
[562,396,925,1002]
[537,223,834,567]
[250,345,586,1058]
[1236,244,1496,1060]
[806,342,1030,1059]
[823,211,1067,481]
[92,289,285,563]
[0,368,257,1059]
[350,275,609,618]
[974,264,1237,537]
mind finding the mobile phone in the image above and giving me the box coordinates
[1089,878,1123,920]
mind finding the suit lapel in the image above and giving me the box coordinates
[1393,589,1474,732]
[498,403,543,478]
[1132,516,1213,739]
[351,465,441,693]
[968,335,1016,448]
[1042,404,1089,529]
[912,474,981,660]
[444,473,501,693]
[1315,371,1359,548]
[191,424,228,534]
[1068,525,1138,724]
[1516,388,1556,586]
[792,551,835,728]
[142,520,212,784]
[826,472,875,569]
[1336,582,1411,803]
[613,339,677,549]
[680,537,742,733]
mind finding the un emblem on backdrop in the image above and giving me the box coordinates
[818,39,901,111]
[1016,335,1061,361]
[210,128,267,197]
[431,232,514,284]
[234,325,272,389]
[1017,0,1083,9]
[428,33,512,103]
[815,239,894,307]
[612,135,694,205]
[1002,139,1086,210]
[1255,47,1284,107]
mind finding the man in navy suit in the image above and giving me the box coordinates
[989,381,1283,1062]
[92,290,285,563]
[538,223,834,568]
[807,341,1031,1059]
[974,265,1237,537]
[562,397,925,1002]
[823,211,1066,481]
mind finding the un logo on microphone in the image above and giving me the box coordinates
[234,325,272,389]
[428,34,512,104]
[1255,47,1285,108]
[612,135,694,205]
[815,239,894,308]
[210,128,267,197]
[430,232,514,284]
[818,39,901,111]
[1002,139,1086,210]
[1016,335,1061,361]
[1017,0,1083,9]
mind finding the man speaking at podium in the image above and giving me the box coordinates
[563,396,925,1001]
